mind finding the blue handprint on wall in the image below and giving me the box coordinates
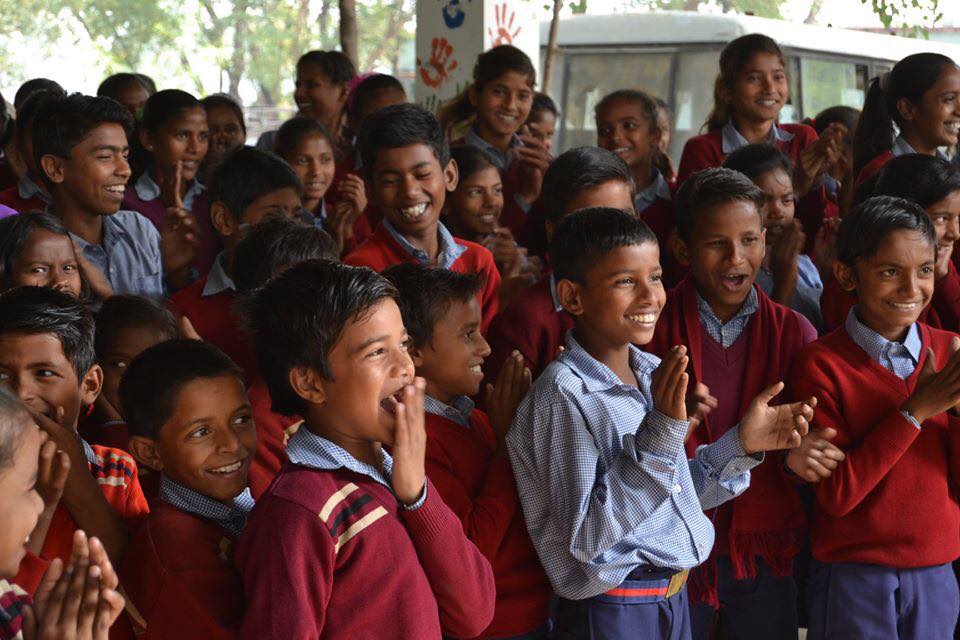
[442,0,466,29]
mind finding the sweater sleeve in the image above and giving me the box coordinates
[145,569,236,640]
[400,479,496,639]
[677,136,723,184]
[476,250,502,334]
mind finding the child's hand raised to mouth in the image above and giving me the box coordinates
[390,378,428,506]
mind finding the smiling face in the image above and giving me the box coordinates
[899,65,960,150]
[47,122,131,217]
[0,425,44,578]
[928,190,960,268]
[527,111,557,153]
[473,71,534,143]
[295,65,346,124]
[144,106,209,183]
[282,133,335,205]
[100,325,173,422]
[596,97,660,170]
[753,167,795,244]
[8,229,83,297]
[447,166,503,238]
[205,104,245,167]
[371,143,457,238]
[728,52,788,126]
[412,297,490,403]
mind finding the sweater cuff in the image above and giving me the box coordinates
[400,480,453,542]
[878,409,923,451]
[399,482,428,511]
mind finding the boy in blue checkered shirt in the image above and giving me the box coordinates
[507,207,817,639]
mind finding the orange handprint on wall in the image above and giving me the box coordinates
[418,37,459,89]
[488,3,521,46]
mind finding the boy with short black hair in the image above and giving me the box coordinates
[33,93,198,298]
[384,263,550,639]
[509,207,815,639]
[120,338,256,639]
[648,167,817,639]
[238,259,495,637]
[794,196,960,639]
[344,103,501,332]
[0,87,65,213]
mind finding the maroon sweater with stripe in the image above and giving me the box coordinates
[237,465,496,639]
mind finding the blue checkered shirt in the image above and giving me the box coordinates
[697,287,759,348]
[507,333,762,600]
[634,169,673,214]
[721,120,795,154]
[382,218,467,269]
[286,426,427,510]
[158,475,255,537]
[423,394,474,428]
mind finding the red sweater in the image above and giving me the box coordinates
[237,465,496,639]
[792,324,960,566]
[424,409,550,638]
[345,223,501,332]
[121,501,244,640]
[855,150,894,189]
[246,377,301,499]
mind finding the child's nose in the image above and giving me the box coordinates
[477,334,492,359]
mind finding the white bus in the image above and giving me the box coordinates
[539,11,960,160]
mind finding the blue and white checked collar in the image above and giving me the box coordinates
[135,171,206,210]
[69,211,128,252]
[158,475,255,537]
[18,174,50,204]
[81,438,98,466]
[465,125,522,171]
[287,426,394,489]
[423,394,475,428]
[561,331,660,394]
[634,169,672,214]
[721,120,794,154]
[696,286,759,348]
[382,218,467,269]
[549,273,563,312]
[845,306,921,379]
[201,251,236,297]
[891,134,949,161]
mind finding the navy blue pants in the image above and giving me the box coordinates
[808,560,959,640]
[553,567,691,640]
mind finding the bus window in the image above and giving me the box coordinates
[671,49,719,159]
[799,57,867,117]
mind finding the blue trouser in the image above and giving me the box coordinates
[808,560,959,640]
[552,566,691,640]
[689,556,798,640]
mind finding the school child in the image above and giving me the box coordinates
[526,92,558,153]
[237,259,496,637]
[0,286,149,596]
[723,143,824,331]
[0,210,114,300]
[0,87,65,214]
[97,73,152,119]
[647,167,818,639]
[793,196,960,639]
[169,146,304,381]
[274,116,370,253]
[852,53,960,186]
[384,263,550,639]
[654,97,676,180]
[344,103,502,332]
[344,73,408,146]
[0,390,125,640]
[484,146,634,384]
[809,105,859,215]
[440,45,552,238]
[200,94,247,178]
[677,34,845,246]
[119,339,256,639]
[508,206,815,640]
[122,89,220,276]
[33,93,199,297]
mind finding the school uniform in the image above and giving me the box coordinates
[237,427,496,639]
[344,220,501,332]
[423,395,551,639]
[636,170,685,286]
[121,172,220,275]
[308,200,373,257]
[793,308,960,640]
[855,134,950,188]
[121,477,254,640]
[460,128,529,240]
[0,174,48,214]
[648,279,816,640]
[755,253,825,333]
[508,333,763,639]
[245,377,302,499]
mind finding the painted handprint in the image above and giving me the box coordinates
[442,0,466,29]
[418,37,459,89]
[488,3,520,46]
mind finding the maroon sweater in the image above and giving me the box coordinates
[237,465,496,639]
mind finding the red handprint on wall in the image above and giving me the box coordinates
[488,3,521,46]
[418,37,459,89]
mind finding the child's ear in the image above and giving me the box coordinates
[673,235,691,267]
[289,366,327,406]
[79,364,104,406]
[555,278,585,317]
[833,261,857,293]
[210,201,238,238]
[139,127,155,153]
[39,154,66,185]
[128,437,163,472]
[408,344,425,368]
[896,97,918,123]
[443,158,459,192]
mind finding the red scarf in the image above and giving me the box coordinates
[648,276,807,606]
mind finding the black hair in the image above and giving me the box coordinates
[14,88,67,142]
[722,143,794,182]
[596,89,660,136]
[119,339,243,440]
[541,147,635,222]
[134,74,158,95]
[14,78,63,111]
[383,263,483,349]
[243,260,398,415]
[705,34,785,132]
[32,93,134,182]
[675,167,765,243]
[208,147,303,221]
[0,91,11,151]
[140,89,202,134]
[297,50,357,85]
[347,74,406,126]
[0,286,95,378]
[233,216,339,294]
[0,211,73,289]
[200,93,247,134]
[872,154,960,210]
[449,145,497,183]
[358,103,449,180]
[93,295,178,359]
[274,116,334,159]
[0,386,32,472]
[529,92,558,120]
[810,105,859,137]
[837,195,936,267]
[96,73,150,102]
[550,207,658,284]
[853,53,958,176]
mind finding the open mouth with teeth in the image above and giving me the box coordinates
[944,121,960,139]
[104,184,126,197]
[398,203,429,224]
[720,274,749,292]
[884,300,924,312]
[626,312,658,325]
[208,458,247,476]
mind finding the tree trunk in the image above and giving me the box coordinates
[542,0,562,93]
[683,0,700,11]
[339,0,359,69]
[804,0,824,24]
[228,1,249,98]
[363,0,407,70]
[319,0,334,47]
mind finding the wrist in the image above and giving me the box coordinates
[901,401,928,425]
[397,482,427,510]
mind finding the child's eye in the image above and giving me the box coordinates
[518,91,532,102]
[29,266,47,274]
[188,426,211,438]
[36,370,56,378]
[598,126,611,137]
[650,272,663,283]
[615,277,635,286]
[366,347,386,359]
[233,414,254,428]
[415,172,432,181]
[921,266,935,276]
[881,268,897,277]
[743,236,759,245]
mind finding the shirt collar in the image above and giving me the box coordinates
[561,332,659,394]
[135,171,206,209]
[845,306,922,364]
[891,134,949,160]
[286,426,394,489]
[634,169,672,213]
[549,272,563,312]
[18,174,49,203]
[201,251,236,297]
[81,438,98,466]
[158,475,255,538]
[423,394,475,428]
[382,218,467,269]
[721,120,794,154]
[465,125,521,171]
[69,212,126,251]
[696,286,759,328]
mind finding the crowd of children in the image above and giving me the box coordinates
[0,30,959,640]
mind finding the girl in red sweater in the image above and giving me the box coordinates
[793,196,960,640]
